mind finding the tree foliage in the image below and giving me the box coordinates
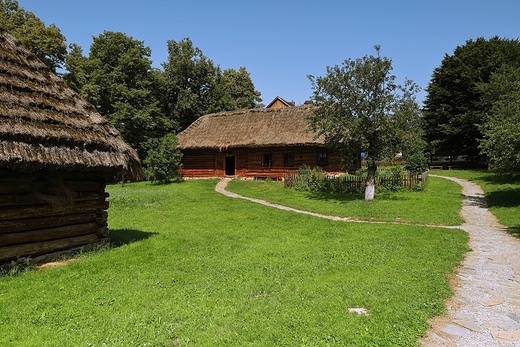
[478,66,520,176]
[223,67,263,109]
[63,31,173,159]
[0,0,67,72]
[423,37,520,158]
[162,38,228,131]
[308,46,422,200]
[162,38,262,131]
[143,133,183,184]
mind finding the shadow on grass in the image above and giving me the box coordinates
[486,188,520,208]
[302,190,410,203]
[508,226,520,238]
[302,190,364,203]
[108,229,158,247]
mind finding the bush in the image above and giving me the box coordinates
[144,134,183,184]
[379,166,404,192]
[293,165,327,191]
[406,153,428,175]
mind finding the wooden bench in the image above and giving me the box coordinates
[448,166,460,170]
[429,165,443,170]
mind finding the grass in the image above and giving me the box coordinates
[431,169,520,236]
[227,176,464,226]
[0,179,469,346]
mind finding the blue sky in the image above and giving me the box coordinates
[17,0,520,106]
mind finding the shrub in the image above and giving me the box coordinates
[293,165,327,191]
[406,153,428,175]
[144,134,183,184]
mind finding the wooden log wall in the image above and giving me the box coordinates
[180,147,342,178]
[0,170,109,263]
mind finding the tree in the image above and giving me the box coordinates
[162,38,233,131]
[0,0,67,72]
[144,133,183,184]
[222,67,263,109]
[63,43,89,92]
[308,46,422,200]
[478,66,520,176]
[63,31,173,159]
[423,37,520,159]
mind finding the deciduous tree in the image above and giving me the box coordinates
[144,133,183,184]
[308,46,422,200]
[162,38,262,131]
[0,0,67,72]
[162,38,230,131]
[478,66,520,176]
[63,31,173,159]
[223,67,263,109]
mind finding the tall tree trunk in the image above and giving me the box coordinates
[365,159,376,201]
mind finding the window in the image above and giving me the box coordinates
[317,152,328,166]
[261,153,272,167]
[283,153,294,166]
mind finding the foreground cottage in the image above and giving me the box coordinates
[0,25,144,263]
[177,104,342,179]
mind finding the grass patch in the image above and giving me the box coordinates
[0,180,468,346]
[432,169,520,236]
[227,176,464,226]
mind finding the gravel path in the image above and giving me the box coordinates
[215,177,520,346]
[419,176,520,347]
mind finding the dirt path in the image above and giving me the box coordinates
[215,177,520,346]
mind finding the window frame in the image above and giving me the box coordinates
[261,153,272,167]
[283,152,295,166]
[317,152,328,166]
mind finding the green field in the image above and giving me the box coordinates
[227,176,464,226]
[0,178,470,346]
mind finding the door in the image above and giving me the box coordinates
[225,156,235,176]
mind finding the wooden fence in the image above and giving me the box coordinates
[284,171,429,192]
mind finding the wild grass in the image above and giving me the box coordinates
[0,179,468,346]
[431,169,520,236]
[227,176,464,226]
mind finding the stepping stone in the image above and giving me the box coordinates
[490,330,520,342]
[440,324,473,338]
[453,319,482,332]
[478,298,505,307]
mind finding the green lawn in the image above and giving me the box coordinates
[431,169,520,236]
[0,179,469,346]
[227,176,464,226]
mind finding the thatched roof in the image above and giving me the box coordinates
[177,105,324,150]
[0,25,143,179]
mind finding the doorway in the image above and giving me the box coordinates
[225,156,235,176]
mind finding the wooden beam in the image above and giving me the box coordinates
[0,213,97,233]
[0,234,100,262]
[0,222,100,247]
[0,200,109,221]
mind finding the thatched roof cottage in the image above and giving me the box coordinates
[0,25,144,263]
[177,104,341,179]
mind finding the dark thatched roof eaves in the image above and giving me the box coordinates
[0,25,144,179]
[177,105,324,150]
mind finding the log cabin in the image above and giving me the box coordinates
[0,25,144,264]
[177,104,344,179]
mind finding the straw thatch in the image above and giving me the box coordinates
[177,105,324,151]
[0,25,144,179]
